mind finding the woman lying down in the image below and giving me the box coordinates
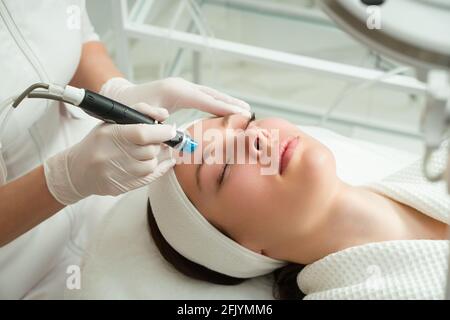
[147,113,449,300]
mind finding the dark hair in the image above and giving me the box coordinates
[147,200,306,299]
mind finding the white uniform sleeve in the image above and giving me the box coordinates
[81,2,100,43]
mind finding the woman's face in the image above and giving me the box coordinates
[174,115,337,260]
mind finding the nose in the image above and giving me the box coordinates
[247,127,271,161]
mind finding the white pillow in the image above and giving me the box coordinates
[65,126,418,299]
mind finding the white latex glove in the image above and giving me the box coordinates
[44,103,176,205]
[99,77,252,117]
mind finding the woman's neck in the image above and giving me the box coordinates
[286,180,448,265]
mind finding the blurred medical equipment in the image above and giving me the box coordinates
[320,0,450,300]
[158,0,217,81]
[3,83,197,153]
[113,0,428,145]
[319,65,411,126]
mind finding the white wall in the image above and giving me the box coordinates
[85,0,113,39]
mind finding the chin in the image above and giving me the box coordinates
[289,143,336,188]
[306,144,334,170]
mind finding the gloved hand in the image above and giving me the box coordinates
[44,103,176,205]
[99,77,252,117]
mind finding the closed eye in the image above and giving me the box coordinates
[217,113,256,188]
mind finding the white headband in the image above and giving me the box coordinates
[147,119,287,278]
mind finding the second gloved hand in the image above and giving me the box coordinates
[99,77,252,117]
[44,103,176,205]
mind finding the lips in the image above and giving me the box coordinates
[279,136,299,175]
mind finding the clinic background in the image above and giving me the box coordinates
[86,0,425,154]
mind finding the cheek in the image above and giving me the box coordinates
[283,142,337,214]
[225,165,271,205]
[300,144,336,184]
[220,165,297,246]
[220,165,275,227]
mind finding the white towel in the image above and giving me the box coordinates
[298,140,450,300]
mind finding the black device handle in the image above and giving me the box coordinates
[78,90,185,149]
[79,89,157,125]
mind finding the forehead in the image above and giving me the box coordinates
[174,116,233,198]
[177,117,222,163]
[174,117,221,184]
[185,117,222,136]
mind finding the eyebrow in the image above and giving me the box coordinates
[195,115,232,191]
